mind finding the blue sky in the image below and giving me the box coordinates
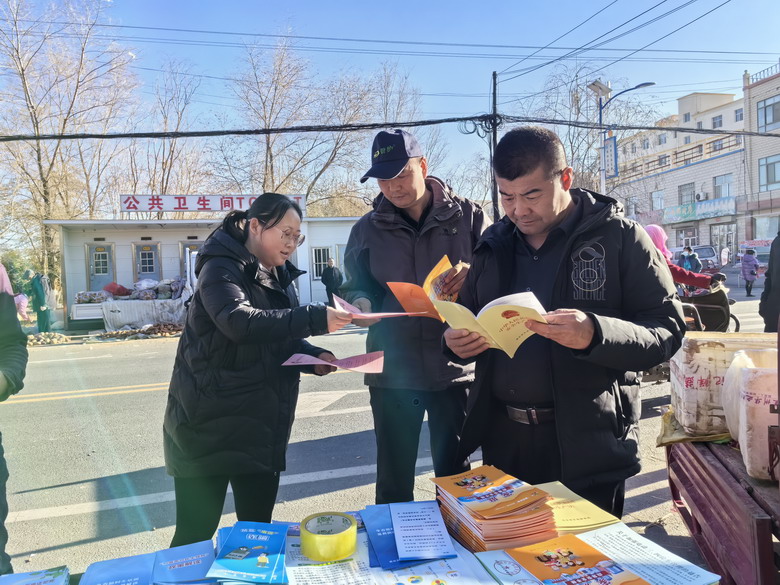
[104,0,778,165]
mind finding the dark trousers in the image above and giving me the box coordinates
[325,289,337,307]
[482,404,626,518]
[746,281,754,296]
[0,433,11,575]
[369,385,470,504]
[170,472,280,547]
[35,309,50,333]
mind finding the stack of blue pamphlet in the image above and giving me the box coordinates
[0,566,69,585]
[361,501,457,570]
[79,540,215,585]
[207,521,286,583]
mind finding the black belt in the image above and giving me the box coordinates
[505,405,555,425]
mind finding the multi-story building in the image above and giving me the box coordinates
[610,58,780,264]
[611,92,745,259]
[743,61,780,247]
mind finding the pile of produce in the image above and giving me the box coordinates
[27,332,72,346]
[97,323,183,340]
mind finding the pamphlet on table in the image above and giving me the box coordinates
[0,567,69,585]
[207,521,286,583]
[79,540,214,585]
[477,522,720,585]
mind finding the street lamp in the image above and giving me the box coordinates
[587,80,655,194]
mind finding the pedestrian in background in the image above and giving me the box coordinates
[760,232,780,331]
[164,193,352,547]
[0,262,28,574]
[320,257,343,307]
[741,249,760,297]
[24,270,51,333]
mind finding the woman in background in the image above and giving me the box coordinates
[164,193,352,547]
[644,225,723,292]
[741,249,760,297]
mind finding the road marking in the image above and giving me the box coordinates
[7,384,367,405]
[28,355,112,364]
[6,457,439,524]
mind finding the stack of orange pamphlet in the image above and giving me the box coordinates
[431,465,557,552]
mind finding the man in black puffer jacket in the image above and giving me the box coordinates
[445,127,684,518]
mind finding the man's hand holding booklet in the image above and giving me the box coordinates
[387,255,548,358]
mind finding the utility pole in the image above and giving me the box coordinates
[491,71,499,222]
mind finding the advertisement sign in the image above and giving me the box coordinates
[604,136,618,179]
[120,194,306,215]
[663,197,736,224]
[695,196,736,219]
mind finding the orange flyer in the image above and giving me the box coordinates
[432,465,550,519]
[503,533,651,584]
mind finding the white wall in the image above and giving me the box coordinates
[59,218,359,317]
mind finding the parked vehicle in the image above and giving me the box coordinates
[670,245,720,273]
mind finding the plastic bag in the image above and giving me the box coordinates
[722,348,778,480]
[134,278,159,291]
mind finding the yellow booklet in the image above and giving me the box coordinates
[433,292,547,358]
[536,481,619,534]
[387,255,547,358]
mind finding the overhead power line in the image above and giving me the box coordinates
[498,0,622,75]
[0,113,776,143]
[501,0,734,106]
[501,0,698,82]
[0,16,774,57]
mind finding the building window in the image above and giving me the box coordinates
[713,174,732,198]
[631,143,636,154]
[642,138,650,149]
[735,134,743,145]
[684,136,691,145]
[758,95,780,133]
[696,121,703,130]
[759,154,780,192]
[625,198,636,216]
[652,190,665,210]
[659,155,670,166]
[658,134,667,145]
[711,139,724,152]
[139,251,155,274]
[679,182,695,205]
[712,115,723,129]
[735,108,743,122]
[93,251,109,275]
[622,145,627,156]
[683,112,691,123]
[311,247,331,279]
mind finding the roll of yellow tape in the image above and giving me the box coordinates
[300,512,357,562]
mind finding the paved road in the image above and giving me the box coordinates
[3,299,766,574]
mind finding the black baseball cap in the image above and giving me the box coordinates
[360,129,424,183]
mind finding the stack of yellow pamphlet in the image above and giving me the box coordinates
[388,255,547,357]
[431,465,557,552]
[537,481,620,535]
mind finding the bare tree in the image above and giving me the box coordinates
[0,0,136,272]
[122,62,212,219]
[511,62,658,194]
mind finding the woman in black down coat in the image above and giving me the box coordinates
[164,193,352,546]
